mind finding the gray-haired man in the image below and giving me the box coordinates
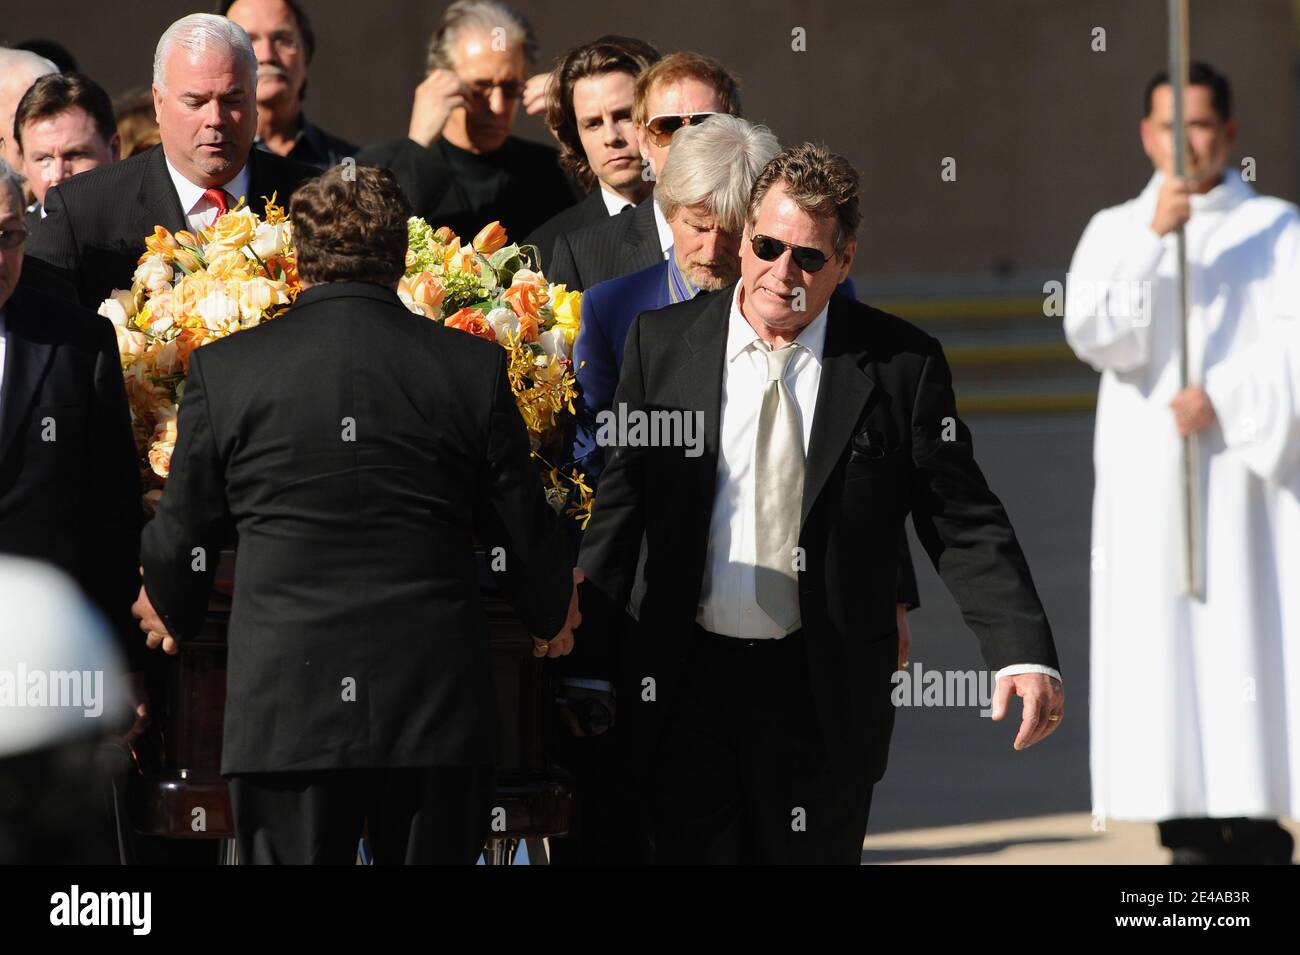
[356,0,575,240]
[25,12,314,306]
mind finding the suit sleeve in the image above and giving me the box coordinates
[24,185,83,301]
[895,527,919,610]
[545,232,582,291]
[907,336,1058,673]
[140,350,235,640]
[86,315,146,667]
[472,348,571,640]
[576,313,649,616]
[571,289,615,482]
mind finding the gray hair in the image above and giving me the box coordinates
[656,115,780,234]
[426,0,538,72]
[0,157,24,211]
[152,13,257,91]
[0,48,58,89]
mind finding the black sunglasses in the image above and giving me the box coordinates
[750,234,832,273]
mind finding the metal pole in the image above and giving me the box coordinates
[1169,0,1203,600]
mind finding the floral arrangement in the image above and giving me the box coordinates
[101,198,591,526]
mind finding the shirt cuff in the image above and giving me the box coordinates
[994,663,1062,684]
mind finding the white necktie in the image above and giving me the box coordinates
[753,342,804,630]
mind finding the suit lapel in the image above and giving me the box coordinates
[801,298,876,528]
[135,146,188,240]
[674,288,729,532]
[0,300,57,465]
[622,199,662,273]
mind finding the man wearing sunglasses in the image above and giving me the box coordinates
[577,143,1063,864]
[357,0,576,242]
[545,51,741,292]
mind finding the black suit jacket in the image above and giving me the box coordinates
[523,189,616,276]
[578,287,1058,780]
[544,196,661,292]
[356,135,577,243]
[140,282,571,774]
[0,281,142,664]
[27,145,316,308]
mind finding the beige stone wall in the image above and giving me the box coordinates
[6,0,1294,280]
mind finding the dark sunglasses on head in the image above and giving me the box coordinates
[644,111,718,146]
[750,234,832,273]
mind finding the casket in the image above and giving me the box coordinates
[126,550,573,852]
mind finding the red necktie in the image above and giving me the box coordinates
[202,187,230,218]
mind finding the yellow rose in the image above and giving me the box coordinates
[549,285,582,345]
[235,277,290,322]
[133,254,174,293]
[207,249,253,281]
[204,207,258,256]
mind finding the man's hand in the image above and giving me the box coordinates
[1169,385,1216,437]
[895,602,911,672]
[532,568,584,658]
[131,584,179,655]
[1151,174,1192,236]
[991,672,1064,750]
[522,71,553,116]
[408,69,469,148]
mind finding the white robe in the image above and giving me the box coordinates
[1065,171,1300,822]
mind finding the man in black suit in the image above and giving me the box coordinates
[578,143,1065,864]
[13,72,120,240]
[0,165,141,665]
[26,13,314,307]
[521,36,660,269]
[132,164,580,865]
[545,51,741,292]
[357,1,575,242]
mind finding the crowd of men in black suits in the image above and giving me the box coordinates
[0,0,1063,865]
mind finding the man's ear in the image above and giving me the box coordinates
[151,84,163,125]
[837,239,857,283]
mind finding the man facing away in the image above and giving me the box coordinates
[133,165,580,864]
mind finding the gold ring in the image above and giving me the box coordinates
[533,640,550,657]
[1047,714,1061,722]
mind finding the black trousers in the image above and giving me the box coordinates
[649,626,874,864]
[228,765,494,864]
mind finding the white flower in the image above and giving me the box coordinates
[486,306,519,343]
[195,289,241,331]
[247,221,287,260]
[537,328,569,360]
[133,254,174,293]
[397,289,425,316]
[97,289,136,325]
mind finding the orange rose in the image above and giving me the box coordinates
[502,282,546,320]
[515,312,540,343]
[409,271,445,310]
[434,226,456,244]
[472,221,508,254]
[174,327,207,372]
[445,307,497,342]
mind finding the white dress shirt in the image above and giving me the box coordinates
[598,185,635,217]
[651,197,672,259]
[694,285,1063,684]
[163,156,251,233]
[0,307,7,420]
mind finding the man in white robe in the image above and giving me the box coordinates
[1065,62,1299,864]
